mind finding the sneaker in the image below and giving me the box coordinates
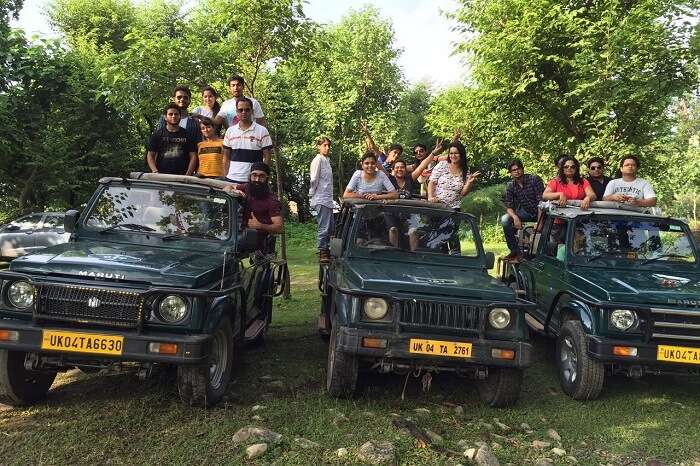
[319,249,331,263]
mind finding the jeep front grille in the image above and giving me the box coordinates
[35,284,144,328]
[399,300,482,332]
[650,308,700,342]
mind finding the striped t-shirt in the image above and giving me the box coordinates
[222,122,273,182]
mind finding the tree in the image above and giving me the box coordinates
[438,0,699,177]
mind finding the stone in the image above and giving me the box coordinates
[294,437,320,449]
[457,440,470,450]
[245,443,267,459]
[532,440,551,449]
[551,448,566,457]
[232,426,283,445]
[474,444,500,466]
[251,415,264,421]
[494,420,511,432]
[251,405,265,412]
[464,448,477,460]
[480,422,494,431]
[336,447,349,458]
[565,457,578,463]
[414,408,431,416]
[491,442,502,450]
[546,429,561,442]
[520,422,532,431]
[454,406,465,417]
[534,458,554,466]
[357,441,395,465]
[426,430,443,444]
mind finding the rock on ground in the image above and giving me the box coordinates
[336,447,349,458]
[474,444,500,466]
[232,426,283,445]
[245,443,268,459]
[294,437,320,449]
[547,429,561,442]
[534,458,554,466]
[532,440,551,449]
[551,447,566,457]
[357,441,395,465]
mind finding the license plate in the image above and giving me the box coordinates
[41,330,124,356]
[657,345,700,365]
[409,338,472,358]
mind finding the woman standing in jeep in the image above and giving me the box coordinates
[427,141,480,209]
[542,155,596,209]
[343,152,399,201]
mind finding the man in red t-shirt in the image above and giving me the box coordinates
[224,162,283,253]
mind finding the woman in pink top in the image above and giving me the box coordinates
[542,156,596,209]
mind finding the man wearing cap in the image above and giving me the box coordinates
[224,162,283,253]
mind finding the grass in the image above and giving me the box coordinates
[2,223,700,465]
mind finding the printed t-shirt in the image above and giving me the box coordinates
[546,177,591,200]
[603,178,656,200]
[147,126,195,175]
[197,139,225,177]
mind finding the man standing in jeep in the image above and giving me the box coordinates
[603,155,656,207]
[501,159,544,260]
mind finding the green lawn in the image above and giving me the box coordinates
[1,224,699,465]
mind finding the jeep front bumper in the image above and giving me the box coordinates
[0,319,210,365]
[588,336,700,372]
[336,326,531,368]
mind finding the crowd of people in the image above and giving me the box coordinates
[142,75,658,265]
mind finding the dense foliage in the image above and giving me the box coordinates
[0,0,698,223]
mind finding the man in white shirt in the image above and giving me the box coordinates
[309,137,334,262]
[603,156,656,207]
[213,75,268,128]
[222,98,273,183]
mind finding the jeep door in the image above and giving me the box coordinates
[529,216,570,331]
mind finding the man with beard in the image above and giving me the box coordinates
[224,162,283,254]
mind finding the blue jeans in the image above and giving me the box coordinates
[315,205,334,250]
[501,209,537,254]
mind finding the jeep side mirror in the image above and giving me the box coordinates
[329,238,343,257]
[238,228,259,253]
[64,210,80,234]
[484,251,495,270]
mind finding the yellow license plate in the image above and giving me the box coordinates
[409,338,472,358]
[41,330,124,356]
[657,345,700,365]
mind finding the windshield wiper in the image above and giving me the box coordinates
[161,232,220,241]
[640,254,691,265]
[367,245,413,254]
[585,254,609,263]
[99,223,156,234]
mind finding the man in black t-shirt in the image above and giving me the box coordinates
[147,103,197,175]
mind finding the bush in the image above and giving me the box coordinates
[284,221,317,248]
[460,183,506,224]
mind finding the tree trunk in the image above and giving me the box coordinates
[272,144,291,299]
[18,166,39,213]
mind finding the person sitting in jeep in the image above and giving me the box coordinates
[224,162,283,253]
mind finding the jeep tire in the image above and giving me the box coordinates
[177,316,235,407]
[476,367,522,407]
[557,319,604,400]
[0,350,56,406]
[326,322,358,398]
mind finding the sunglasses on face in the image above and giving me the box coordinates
[236,108,252,113]
[563,164,576,169]
[174,95,190,100]
[589,165,602,170]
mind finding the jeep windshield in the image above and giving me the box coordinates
[84,185,231,240]
[352,205,480,257]
[571,217,697,267]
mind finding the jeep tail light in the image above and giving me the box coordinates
[491,348,515,360]
[148,342,178,355]
[613,346,638,357]
[362,337,387,349]
[0,330,19,342]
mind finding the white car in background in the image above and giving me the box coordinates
[0,212,71,259]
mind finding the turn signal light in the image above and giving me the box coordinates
[148,342,178,355]
[613,346,638,357]
[361,337,387,349]
[0,330,19,342]
[491,348,515,360]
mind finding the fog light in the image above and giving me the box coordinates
[610,309,637,331]
[148,342,178,355]
[361,337,387,349]
[488,308,511,329]
[491,348,515,360]
[0,330,19,342]
[613,346,638,357]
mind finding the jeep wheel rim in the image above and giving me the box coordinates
[560,336,577,383]
[209,327,228,389]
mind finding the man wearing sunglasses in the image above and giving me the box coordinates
[222,98,273,184]
[157,85,202,145]
[585,157,611,201]
[501,159,544,260]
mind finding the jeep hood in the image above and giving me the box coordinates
[9,241,224,288]
[571,268,700,306]
[340,259,513,302]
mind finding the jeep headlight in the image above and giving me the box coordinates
[610,309,636,331]
[7,281,35,309]
[363,298,389,320]
[159,295,188,322]
[488,308,511,329]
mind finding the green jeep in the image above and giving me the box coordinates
[319,199,534,407]
[498,200,700,400]
[0,173,283,407]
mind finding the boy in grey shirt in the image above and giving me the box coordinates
[310,138,335,263]
[603,156,656,207]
